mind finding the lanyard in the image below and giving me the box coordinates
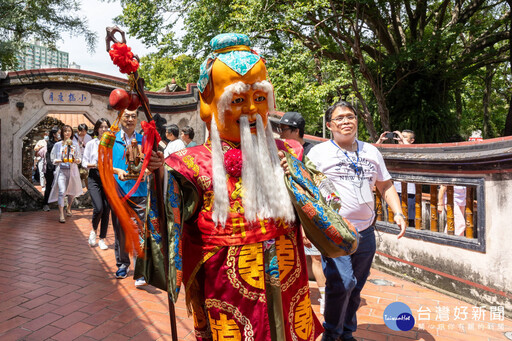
[331,139,361,177]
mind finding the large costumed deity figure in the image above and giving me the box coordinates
[134,33,359,340]
[137,33,322,340]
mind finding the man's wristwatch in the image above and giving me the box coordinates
[394,212,406,219]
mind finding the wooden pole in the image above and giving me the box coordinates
[446,186,455,235]
[465,187,475,238]
[401,182,408,227]
[430,185,438,232]
[375,189,383,222]
[415,184,422,229]
[387,203,395,223]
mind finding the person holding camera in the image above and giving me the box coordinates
[376,129,415,144]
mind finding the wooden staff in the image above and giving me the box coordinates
[106,26,178,341]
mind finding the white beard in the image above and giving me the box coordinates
[210,115,296,227]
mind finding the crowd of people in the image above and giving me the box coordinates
[27,31,475,340]
[32,121,197,255]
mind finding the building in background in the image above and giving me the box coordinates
[69,62,81,69]
[16,43,69,70]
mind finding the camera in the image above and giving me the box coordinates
[384,132,397,144]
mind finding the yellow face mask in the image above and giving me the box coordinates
[200,59,270,142]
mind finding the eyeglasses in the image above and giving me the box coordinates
[331,115,357,123]
[277,126,292,133]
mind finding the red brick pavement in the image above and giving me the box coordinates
[0,209,511,340]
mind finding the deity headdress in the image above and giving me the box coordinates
[197,33,264,93]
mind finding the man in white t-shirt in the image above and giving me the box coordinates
[307,100,406,341]
[163,124,186,158]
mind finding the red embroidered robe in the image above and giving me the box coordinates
[147,139,322,340]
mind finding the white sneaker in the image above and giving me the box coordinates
[134,277,148,289]
[98,239,108,250]
[88,230,97,246]
[43,205,50,212]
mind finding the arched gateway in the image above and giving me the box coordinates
[0,68,202,210]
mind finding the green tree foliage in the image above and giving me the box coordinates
[0,0,97,70]
[266,41,350,137]
[459,62,511,139]
[116,0,511,142]
[138,53,201,91]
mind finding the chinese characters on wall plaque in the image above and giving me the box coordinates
[43,90,92,106]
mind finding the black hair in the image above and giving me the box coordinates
[284,125,305,138]
[166,124,180,138]
[77,123,88,132]
[298,126,305,138]
[49,126,60,143]
[182,125,195,139]
[325,100,357,122]
[93,118,111,137]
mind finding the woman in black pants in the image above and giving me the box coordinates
[43,127,60,211]
[82,119,111,249]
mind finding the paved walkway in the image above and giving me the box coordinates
[0,209,511,340]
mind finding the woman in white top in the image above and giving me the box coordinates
[49,125,83,223]
[82,119,111,249]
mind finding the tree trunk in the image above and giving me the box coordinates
[346,64,378,141]
[504,0,512,136]
[455,88,462,121]
[350,6,387,141]
[505,98,512,136]
[482,65,494,138]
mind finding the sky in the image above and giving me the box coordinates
[58,0,156,77]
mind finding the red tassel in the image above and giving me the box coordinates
[109,43,139,75]
[98,131,143,257]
